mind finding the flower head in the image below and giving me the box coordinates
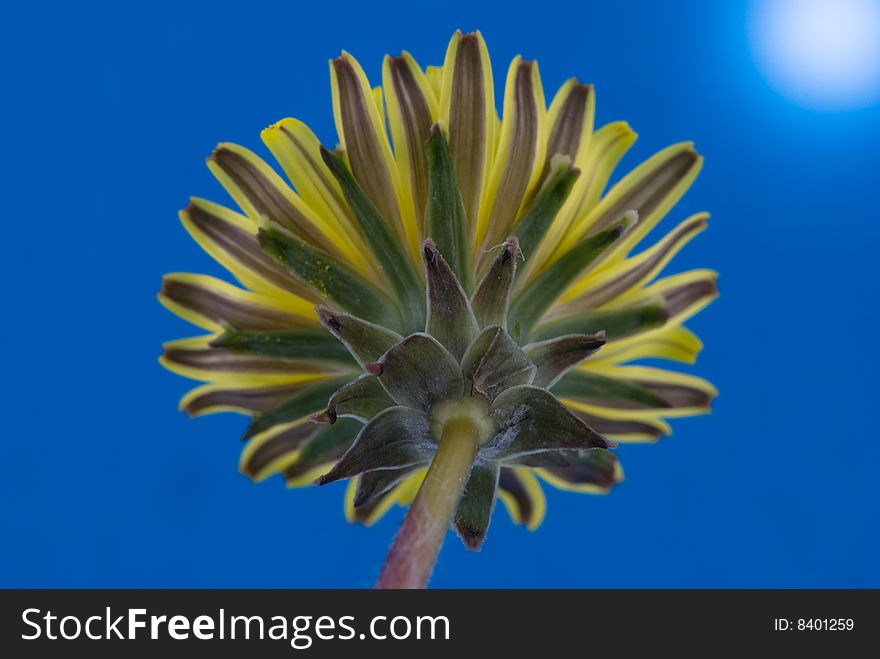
[160,30,717,549]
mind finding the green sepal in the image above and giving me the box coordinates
[513,157,580,260]
[531,298,668,342]
[259,225,401,329]
[321,147,425,333]
[243,377,351,439]
[423,239,479,361]
[316,406,436,485]
[211,327,357,366]
[470,238,518,330]
[316,305,403,367]
[454,461,499,551]
[523,332,606,388]
[354,465,423,508]
[425,125,472,292]
[508,212,636,340]
[367,333,464,413]
[283,418,361,483]
[311,375,396,424]
[551,369,672,409]
[484,385,611,461]
[460,326,535,400]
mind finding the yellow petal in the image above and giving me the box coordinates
[160,334,339,385]
[476,56,547,255]
[179,197,319,309]
[439,30,497,234]
[330,52,419,260]
[592,323,704,365]
[562,398,672,441]
[558,212,709,308]
[497,468,546,530]
[611,268,719,325]
[260,118,374,275]
[178,378,321,417]
[159,272,315,333]
[207,143,352,262]
[558,142,702,265]
[525,121,637,282]
[383,52,439,234]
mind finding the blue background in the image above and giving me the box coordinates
[2,0,877,588]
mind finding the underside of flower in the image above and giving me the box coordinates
[311,237,614,550]
[159,30,717,557]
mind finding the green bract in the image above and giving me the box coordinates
[311,240,614,548]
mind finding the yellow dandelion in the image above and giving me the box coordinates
[159,30,717,588]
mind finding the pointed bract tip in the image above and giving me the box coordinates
[422,239,439,266]
[498,237,521,264]
[318,145,335,168]
[595,330,607,341]
[622,209,639,227]
[460,531,484,552]
[611,211,638,238]
[310,409,337,425]
[315,305,342,332]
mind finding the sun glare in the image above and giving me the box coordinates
[750,0,880,110]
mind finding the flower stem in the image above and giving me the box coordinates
[374,416,480,589]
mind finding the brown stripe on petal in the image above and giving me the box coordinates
[161,277,311,331]
[163,344,329,375]
[663,277,718,318]
[541,82,593,184]
[446,32,492,225]
[185,202,320,302]
[386,55,434,228]
[481,60,542,250]
[332,56,402,232]
[542,450,620,492]
[183,382,311,416]
[635,380,714,409]
[498,468,536,527]
[211,146,336,253]
[570,409,665,441]
[588,149,699,236]
[241,422,320,478]
[562,215,707,311]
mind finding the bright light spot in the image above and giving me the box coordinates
[750,0,880,110]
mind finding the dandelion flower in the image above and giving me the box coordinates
[159,30,717,588]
